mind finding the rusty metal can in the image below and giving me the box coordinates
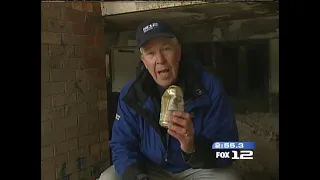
[159,85,184,128]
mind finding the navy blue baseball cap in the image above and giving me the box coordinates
[136,19,177,48]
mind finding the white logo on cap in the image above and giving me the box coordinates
[143,22,159,33]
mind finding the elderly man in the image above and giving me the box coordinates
[99,19,240,180]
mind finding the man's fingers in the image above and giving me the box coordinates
[168,123,187,135]
[170,116,188,127]
[172,111,191,120]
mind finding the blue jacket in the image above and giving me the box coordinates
[109,58,239,180]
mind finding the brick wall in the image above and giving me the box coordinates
[41,2,109,180]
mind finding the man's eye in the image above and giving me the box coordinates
[147,52,154,55]
[164,47,171,51]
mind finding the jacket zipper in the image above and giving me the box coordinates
[165,133,170,162]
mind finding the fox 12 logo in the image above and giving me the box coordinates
[212,141,255,160]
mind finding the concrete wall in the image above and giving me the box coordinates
[235,113,279,180]
[101,1,206,16]
[104,16,278,48]
[41,2,109,180]
[269,39,279,94]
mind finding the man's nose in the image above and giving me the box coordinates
[155,52,166,64]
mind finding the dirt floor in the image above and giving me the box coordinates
[234,113,279,180]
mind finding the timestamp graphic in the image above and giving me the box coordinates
[212,141,255,160]
[212,141,255,150]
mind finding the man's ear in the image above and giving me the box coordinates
[136,60,145,78]
[140,55,147,68]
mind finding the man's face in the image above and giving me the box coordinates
[141,37,181,88]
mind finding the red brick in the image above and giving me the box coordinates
[42,145,54,160]
[42,18,48,31]
[61,8,86,23]
[86,90,98,101]
[53,115,78,132]
[78,113,96,126]
[89,120,106,134]
[95,25,104,36]
[49,45,74,58]
[42,158,54,172]
[42,106,65,121]
[42,96,52,110]
[86,47,103,58]
[51,69,76,82]
[62,34,86,45]
[100,141,109,151]
[92,3,101,13]
[87,101,97,113]
[85,36,95,46]
[79,168,91,180]
[66,22,86,35]
[85,13,103,24]
[100,150,110,161]
[42,82,65,96]
[75,46,86,58]
[55,164,70,179]
[42,130,66,147]
[54,138,79,155]
[99,130,109,141]
[49,45,65,56]
[43,55,64,69]
[42,158,55,180]
[63,58,82,69]
[41,6,61,19]
[42,120,53,134]
[82,3,94,12]
[76,69,96,81]
[97,100,108,111]
[66,80,89,94]
[98,90,107,100]
[52,93,77,107]
[99,109,108,121]
[90,143,101,155]
[79,133,100,147]
[69,172,79,180]
[68,147,90,165]
[47,19,66,33]
[42,44,49,56]
[65,102,87,118]
[95,36,104,46]
[42,169,55,180]
[67,46,75,57]
[42,32,61,45]
[43,2,72,9]
[87,153,100,166]
[84,24,96,35]
[66,124,88,140]
[86,57,104,69]
[41,60,51,82]
[71,2,83,11]
[89,76,107,90]
[54,153,69,167]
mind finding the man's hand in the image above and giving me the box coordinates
[167,112,195,153]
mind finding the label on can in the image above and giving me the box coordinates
[159,85,184,128]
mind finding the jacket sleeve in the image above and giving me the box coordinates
[183,90,239,169]
[109,94,148,180]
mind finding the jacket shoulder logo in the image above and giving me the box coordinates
[115,114,121,120]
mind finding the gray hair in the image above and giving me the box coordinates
[139,37,179,55]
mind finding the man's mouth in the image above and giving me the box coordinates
[157,69,170,75]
